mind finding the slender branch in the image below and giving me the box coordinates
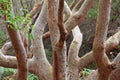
[58,0,66,46]
[1,42,12,54]
[65,0,94,33]
[72,0,84,12]
[0,50,17,68]
[69,0,79,10]
[64,2,83,80]
[29,3,42,18]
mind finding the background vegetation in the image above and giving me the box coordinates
[0,0,120,79]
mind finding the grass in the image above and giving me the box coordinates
[0,67,40,80]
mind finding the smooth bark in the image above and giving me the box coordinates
[64,2,83,80]
[7,27,27,80]
[31,1,52,80]
[65,0,94,33]
[93,0,113,80]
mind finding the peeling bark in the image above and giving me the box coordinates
[48,0,67,80]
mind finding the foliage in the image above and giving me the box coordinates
[87,2,98,18]
[0,67,40,80]
[0,67,4,75]
[27,73,40,80]
[66,0,73,5]
[110,0,120,21]
[0,30,5,47]
[2,68,15,77]
[0,0,33,40]
[77,68,90,80]
[87,0,120,20]
[45,49,52,63]
[112,0,120,10]
[1,68,15,80]
[78,78,82,80]
[81,68,90,77]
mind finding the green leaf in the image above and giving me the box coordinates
[0,67,4,74]
[81,68,90,77]
[30,33,33,41]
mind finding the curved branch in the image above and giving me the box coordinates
[0,50,17,68]
[6,27,27,80]
[64,2,83,80]
[1,42,12,54]
[65,0,94,33]
[31,0,52,80]
[93,0,113,79]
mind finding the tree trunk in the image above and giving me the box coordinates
[48,0,67,80]
[93,0,113,80]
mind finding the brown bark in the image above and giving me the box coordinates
[43,0,94,40]
[109,49,120,80]
[47,0,60,79]
[43,32,50,40]
[48,0,60,80]
[1,0,120,80]
[2,1,28,79]
[93,0,113,80]
[55,0,67,79]
[6,27,27,80]
[48,0,67,80]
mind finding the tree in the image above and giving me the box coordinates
[0,0,120,80]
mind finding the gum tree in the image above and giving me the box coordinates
[0,0,120,80]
